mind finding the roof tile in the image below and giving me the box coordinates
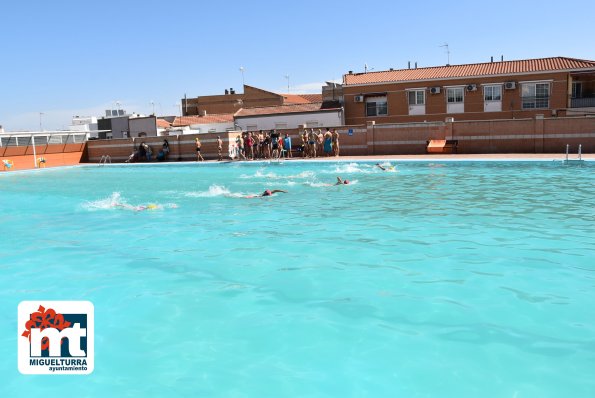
[235,102,338,117]
[344,57,595,85]
[172,114,234,126]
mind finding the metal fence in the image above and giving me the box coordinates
[571,97,595,108]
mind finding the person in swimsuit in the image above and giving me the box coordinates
[195,138,204,161]
[308,129,317,158]
[245,189,288,198]
[335,176,350,185]
[246,132,254,160]
[323,129,333,157]
[332,129,340,157]
[375,163,395,171]
[217,136,223,161]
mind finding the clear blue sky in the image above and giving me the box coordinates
[1,0,594,130]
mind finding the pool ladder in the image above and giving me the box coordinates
[564,144,584,165]
[99,155,112,166]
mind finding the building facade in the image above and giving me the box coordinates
[342,57,595,125]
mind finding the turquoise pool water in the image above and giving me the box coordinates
[1,160,594,397]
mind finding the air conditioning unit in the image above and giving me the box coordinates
[430,87,441,94]
[354,95,364,103]
[466,84,477,92]
[504,81,516,90]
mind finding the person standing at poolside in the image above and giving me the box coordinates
[262,132,271,159]
[332,129,340,157]
[217,136,223,161]
[308,129,317,158]
[246,132,254,160]
[317,129,324,154]
[284,133,292,158]
[195,137,204,161]
[301,130,308,158]
[239,134,246,160]
[323,128,333,157]
[162,139,170,160]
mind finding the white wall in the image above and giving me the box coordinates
[188,122,234,133]
[235,110,343,131]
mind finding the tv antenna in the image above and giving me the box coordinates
[440,43,450,65]
[284,74,290,93]
[364,63,374,73]
[239,66,245,86]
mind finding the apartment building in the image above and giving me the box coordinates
[342,57,595,125]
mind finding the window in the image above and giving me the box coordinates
[274,123,288,129]
[521,82,550,109]
[446,87,464,103]
[306,121,319,127]
[407,90,425,105]
[484,85,502,101]
[572,82,582,98]
[366,96,388,116]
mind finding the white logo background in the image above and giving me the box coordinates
[18,301,94,375]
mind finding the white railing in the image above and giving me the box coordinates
[564,144,585,165]
[99,155,112,165]
[0,132,87,147]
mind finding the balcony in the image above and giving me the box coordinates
[570,96,595,108]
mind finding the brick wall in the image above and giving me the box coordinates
[83,116,595,161]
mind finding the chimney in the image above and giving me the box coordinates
[389,68,394,71]
[348,70,353,74]
[408,61,411,69]
[501,55,504,62]
[225,89,229,95]
[415,62,417,69]
[491,56,494,63]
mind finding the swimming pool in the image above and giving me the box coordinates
[1,160,594,397]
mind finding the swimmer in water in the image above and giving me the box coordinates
[245,189,288,198]
[335,177,350,185]
[112,203,160,211]
[375,163,395,171]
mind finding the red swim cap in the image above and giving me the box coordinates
[263,189,272,196]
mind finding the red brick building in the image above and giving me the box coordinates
[183,85,321,116]
[342,57,595,125]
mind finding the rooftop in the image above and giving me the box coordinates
[343,56,595,85]
[172,114,235,127]
[282,94,323,104]
[234,102,340,118]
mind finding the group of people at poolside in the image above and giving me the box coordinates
[230,128,340,161]
[123,128,341,163]
[126,139,170,163]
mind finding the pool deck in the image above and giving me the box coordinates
[297,153,595,161]
[2,153,593,172]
